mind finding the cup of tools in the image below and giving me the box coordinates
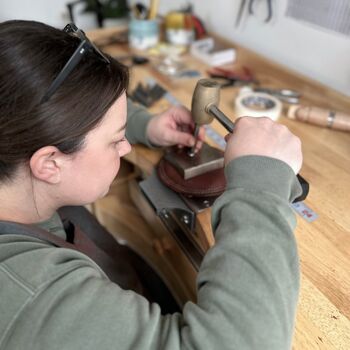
[128,18,159,50]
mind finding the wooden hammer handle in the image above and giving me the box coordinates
[287,105,350,132]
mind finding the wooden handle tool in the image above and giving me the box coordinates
[287,105,350,132]
[148,0,159,20]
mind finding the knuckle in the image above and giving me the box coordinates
[261,116,272,122]
[279,124,289,133]
[236,116,251,125]
[293,136,302,148]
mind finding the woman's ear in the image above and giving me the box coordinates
[29,146,64,184]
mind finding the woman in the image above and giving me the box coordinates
[0,20,303,350]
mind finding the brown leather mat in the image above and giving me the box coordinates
[157,158,226,197]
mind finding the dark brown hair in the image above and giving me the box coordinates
[0,20,129,181]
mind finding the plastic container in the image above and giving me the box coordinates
[164,11,195,46]
[128,19,159,50]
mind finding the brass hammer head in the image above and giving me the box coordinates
[191,79,221,125]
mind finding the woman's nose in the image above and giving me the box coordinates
[121,139,132,157]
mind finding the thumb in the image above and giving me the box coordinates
[169,130,195,147]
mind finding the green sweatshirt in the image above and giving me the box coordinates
[0,101,302,350]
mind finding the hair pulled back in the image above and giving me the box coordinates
[0,20,129,181]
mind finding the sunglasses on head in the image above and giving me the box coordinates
[41,23,110,103]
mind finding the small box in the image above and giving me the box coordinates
[190,37,236,66]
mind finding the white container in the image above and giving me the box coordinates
[190,37,236,66]
[166,28,195,46]
[128,19,159,50]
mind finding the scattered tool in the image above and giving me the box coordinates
[129,82,166,107]
[235,0,248,27]
[254,87,301,104]
[287,105,350,132]
[248,0,273,23]
[148,0,159,19]
[207,66,257,87]
[235,0,273,27]
[114,55,149,67]
[133,3,149,19]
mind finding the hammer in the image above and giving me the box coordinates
[189,78,309,202]
[189,79,234,156]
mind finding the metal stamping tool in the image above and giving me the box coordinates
[186,79,309,202]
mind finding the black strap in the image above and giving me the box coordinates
[0,219,143,293]
[0,220,78,250]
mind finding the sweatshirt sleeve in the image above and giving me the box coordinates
[6,156,302,350]
[125,98,153,147]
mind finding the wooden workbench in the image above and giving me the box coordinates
[88,27,350,349]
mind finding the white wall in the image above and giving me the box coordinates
[1,0,350,96]
[0,0,97,29]
[0,0,69,27]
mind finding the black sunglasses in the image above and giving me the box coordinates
[41,23,110,102]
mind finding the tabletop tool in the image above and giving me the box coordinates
[248,0,273,23]
[164,79,232,180]
[207,66,257,87]
[133,3,149,19]
[254,87,301,104]
[169,78,309,202]
[235,0,273,27]
[129,81,166,107]
[191,79,236,132]
[287,105,350,132]
[235,0,248,27]
[148,0,159,20]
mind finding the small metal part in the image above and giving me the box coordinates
[203,200,210,207]
[188,124,200,157]
[182,215,190,224]
[327,111,336,127]
[181,195,217,213]
[164,143,224,180]
[254,87,301,104]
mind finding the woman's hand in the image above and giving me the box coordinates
[146,106,206,152]
[225,117,302,174]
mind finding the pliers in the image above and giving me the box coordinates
[248,0,273,23]
[207,66,257,87]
